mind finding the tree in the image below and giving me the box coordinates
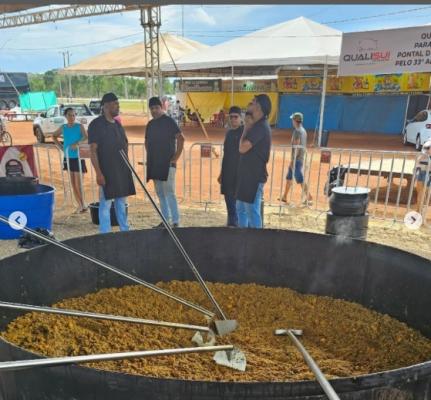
[28,74,46,92]
[163,78,174,94]
[92,76,103,98]
[43,70,56,88]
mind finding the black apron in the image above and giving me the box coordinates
[146,114,179,182]
[94,118,136,200]
[221,126,243,197]
[236,118,271,203]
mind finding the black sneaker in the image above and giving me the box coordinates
[152,222,165,229]
[172,223,179,228]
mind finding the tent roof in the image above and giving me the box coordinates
[0,5,35,14]
[62,33,208,76]
[162,17,342,75]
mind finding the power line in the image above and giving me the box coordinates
[3,5,431,52]
[323,5,431,24]
[3,31,143,51]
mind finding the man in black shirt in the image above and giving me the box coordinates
[236,94,272,228]
[145,97,185,227]
[217,106,243,227]
[88,92,136,234]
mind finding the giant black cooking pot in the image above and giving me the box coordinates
[0,228,430,400]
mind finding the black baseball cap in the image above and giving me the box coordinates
[149,97,162,108]
[254,94,272,117]
[229,106,241,115]
[101,92,118,105]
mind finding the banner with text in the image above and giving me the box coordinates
[339,25,431,76]
[278,73,430,94]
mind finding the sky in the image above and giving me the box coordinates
[1,4,431,73]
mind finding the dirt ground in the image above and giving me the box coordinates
[1,114,430,260]
[8,114,430,220]
[7,114,410,150]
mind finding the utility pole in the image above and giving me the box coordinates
[59,76,63,98]
[181,6,184,37]
[60,50,72,101]
[67,51,72,101]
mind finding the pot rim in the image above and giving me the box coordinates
[331,186,370,195]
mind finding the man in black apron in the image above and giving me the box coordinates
[145,97,184,228]
[236,94,272,228]
[218,106,243,227]
[88,92,136,233]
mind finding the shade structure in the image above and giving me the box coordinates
[162,17,342,76]
[61,33,208,76]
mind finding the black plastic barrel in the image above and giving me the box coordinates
[0,228,430,399]
[325,212,369,240]
[89,202,128,226]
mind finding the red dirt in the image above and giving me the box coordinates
[7,114,408,151]
[6,114,429,223]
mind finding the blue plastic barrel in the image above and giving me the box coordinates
[0,184,55,240]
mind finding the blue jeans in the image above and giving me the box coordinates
[224,193,238,227]
[154,167,179,225]
[236,183,264,228]
[99,187,129,234]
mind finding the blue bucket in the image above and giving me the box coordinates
[0,184,55,240]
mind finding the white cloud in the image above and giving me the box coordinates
[192,8,216,27]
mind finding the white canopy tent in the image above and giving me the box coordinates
[162,17,341,72]
[62,33,208,76]
[162,17,342,145]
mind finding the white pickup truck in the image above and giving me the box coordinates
[33,104,97,143]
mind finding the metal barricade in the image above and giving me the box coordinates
[33,143,71,211]
[265,144,310,209]
[35,137,431,228]
[187,142,224,207]
[308,147,430,225]
[184,141,430,227]
[74,142,186,212]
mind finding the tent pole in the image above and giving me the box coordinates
[231,65,234,105]
[159,33,217,156]
[318,61,328,147]
[403,94,410,130]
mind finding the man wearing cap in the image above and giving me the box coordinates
[88,92,136,234]
[146,96,185,228]
[280,112,312,205]
[217,106,243,227]
[235,94,272,228]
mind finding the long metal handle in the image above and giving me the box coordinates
[287,330,340,400]
[0,301,211,333]
[120,150,227,320]
[0,215,214,319]
[0,345,233,372]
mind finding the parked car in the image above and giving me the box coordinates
[89,99,102,115]
[33,104,97,143]
[402,110,431,151]
[88,100,122,125]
